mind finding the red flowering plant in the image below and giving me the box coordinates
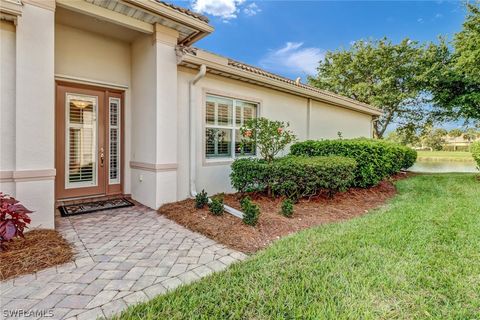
[0,193,33,250]
[240,117,297,163]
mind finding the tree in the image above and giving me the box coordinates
[308,38,429,138]
[421,127,447,151]
[426,4,480,121]
[449,128,464,151]
[463,128,479,147]
[386,124,420,146]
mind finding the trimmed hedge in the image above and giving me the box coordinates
[231,156,357,199]
[290,139,417,187]
[472,141,480,170]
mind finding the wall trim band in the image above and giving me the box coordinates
[129,161,177,172]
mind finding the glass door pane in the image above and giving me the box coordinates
[65,94,98,188]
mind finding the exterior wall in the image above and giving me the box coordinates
[177,68,374,199]
[12,3,55,229]
[309,100,373,139]
[55,23,132,195]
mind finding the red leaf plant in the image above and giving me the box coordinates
[0,192,33,250]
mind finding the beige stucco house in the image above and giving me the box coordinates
[0,0,382,229]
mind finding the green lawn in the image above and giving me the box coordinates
[417,150,473,160]
[115,174,480,320]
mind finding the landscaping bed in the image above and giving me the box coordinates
[159,177,401,253]
[0,229,73,281]
[118,174,480,319]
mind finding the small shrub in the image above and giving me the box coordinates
[280,199,294,217]
[472,141,480,171]
[0,193,33,250]
[241,197,260,226]
[195,190,209,209]
[290,138,417,187]
[208,196,224,216]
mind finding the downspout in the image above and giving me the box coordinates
[189,65,243,219]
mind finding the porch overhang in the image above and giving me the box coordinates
[55,0,213,45]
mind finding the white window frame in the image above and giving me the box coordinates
[204,94,259,161]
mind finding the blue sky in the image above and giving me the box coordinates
[172,0,468,80]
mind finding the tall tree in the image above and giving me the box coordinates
[308,38,429,138]
[425,3,480,121]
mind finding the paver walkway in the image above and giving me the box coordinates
[0,205,246,319]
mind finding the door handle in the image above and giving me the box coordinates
[100,147,104,167]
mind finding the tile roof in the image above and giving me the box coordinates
[177,46,381,114]
[156,1,209,23]
[227,59,380,113]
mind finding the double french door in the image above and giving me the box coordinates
[56,83,123,199]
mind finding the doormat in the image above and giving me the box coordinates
[58,198,135,217]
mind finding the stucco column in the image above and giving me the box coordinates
[14,2,55,228]
[130,24,179,209]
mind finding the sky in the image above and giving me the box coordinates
[171,0,468,81]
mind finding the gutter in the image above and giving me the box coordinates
[189,65,243,219]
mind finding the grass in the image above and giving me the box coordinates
[115,174,480,320]
[417,150,474,161]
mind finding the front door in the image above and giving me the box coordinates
[56,83,123,199]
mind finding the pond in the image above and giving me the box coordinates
[409,160,478,173]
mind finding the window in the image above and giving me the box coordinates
[109,97,121,184]
[205,95,258,159]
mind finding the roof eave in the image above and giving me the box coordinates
[122,0,214,34]
[180,54,382,116]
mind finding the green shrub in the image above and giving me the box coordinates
[195,190,209,209]
[208,196,224,216]
[231,158,270,193]
[280,199,294,217]
[472,141,480,170]
[231,156,356,199]
[270,156,356,199]
[290,139,417,187]
[240,197,260,226]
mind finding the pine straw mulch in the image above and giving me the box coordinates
[0,229,74,281]
[160,174,411,254]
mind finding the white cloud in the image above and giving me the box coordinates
[417,17,424,23]
[192,0,246,20]
[435,13,443,19]
[259,42,325,77]
[243,3,261,16]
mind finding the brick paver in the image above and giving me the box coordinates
[0,205,247,319]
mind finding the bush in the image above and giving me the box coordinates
[240,197,260,226]
[195,190,209,209]
[472,141,480,170]
[290,139,417,187]
[208,196,224,216]
[240,117,296,162]
[231,156,357,199]
[0,193,33,250]
[270,156,356,199]
[280,199,294,217]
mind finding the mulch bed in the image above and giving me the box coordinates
[160,174,410,254]
[0,229,74,281]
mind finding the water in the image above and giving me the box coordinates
[409,160,478,173]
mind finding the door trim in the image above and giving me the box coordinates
[55,81,125,200]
